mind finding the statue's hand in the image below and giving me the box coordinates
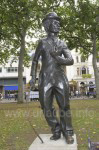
[30,76,36,91]
[50,51,64,65]
[50,50,59,59]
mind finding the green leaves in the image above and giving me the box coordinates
[58,0,98,53]
[0,0,63,65]
[82,74,92,78]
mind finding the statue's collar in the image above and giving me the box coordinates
[47,34,58,42]
[46,35,59,47]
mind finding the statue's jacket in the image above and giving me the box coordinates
[31,37,74,88]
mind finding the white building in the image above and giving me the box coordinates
[0,60,27,98]
[67,49,99,94]
[0,49,98,98]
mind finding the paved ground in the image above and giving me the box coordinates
[0,98,17,103]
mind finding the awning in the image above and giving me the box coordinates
[4,86,18,91]
[89,85,96,88]
[88,84,96,88]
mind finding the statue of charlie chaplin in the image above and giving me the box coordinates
[30,12,74,144]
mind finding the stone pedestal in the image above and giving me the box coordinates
[29,134,78,150]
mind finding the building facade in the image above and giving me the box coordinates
[0,50,98,98]
[0,61,26,98]
[67,50,99,95]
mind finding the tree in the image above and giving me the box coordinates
[58,0,99,99]
[0,0,62,103]
[0,0,13,64]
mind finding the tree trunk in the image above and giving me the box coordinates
[18,31,26,103]
[92,33,99,99]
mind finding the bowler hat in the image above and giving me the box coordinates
[42,12,61,23]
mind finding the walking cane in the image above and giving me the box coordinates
[26,87,44,144]
[27,118,44,143]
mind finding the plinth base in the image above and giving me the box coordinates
[28,134,78,150]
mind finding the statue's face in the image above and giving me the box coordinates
[49,19,60,33]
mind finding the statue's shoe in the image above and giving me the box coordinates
[62,131,74,144]
[50,133,61,140]
[65,135,74,144]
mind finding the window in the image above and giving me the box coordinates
[81,56,86,62]
[6,67,18,73]
[77,68,80,76]
[87,67,89,74]
[81,67,89,75]
[76,56,79,63]
[15,67,18,72]
[97,58,99,62]
[82,67,86,74]
[0,68,2,73]
[22,67,24,72]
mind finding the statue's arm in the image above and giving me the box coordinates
[57,46,74,65]
[51,43,74,66]
[30,40,42,84]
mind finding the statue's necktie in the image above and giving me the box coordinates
[52,38,58,52]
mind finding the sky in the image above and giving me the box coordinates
[75,0,77,6]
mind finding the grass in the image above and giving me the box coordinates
[0,99,99,150]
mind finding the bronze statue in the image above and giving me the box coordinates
[30,12,74,144]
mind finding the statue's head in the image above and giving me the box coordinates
[42,12,61,33]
